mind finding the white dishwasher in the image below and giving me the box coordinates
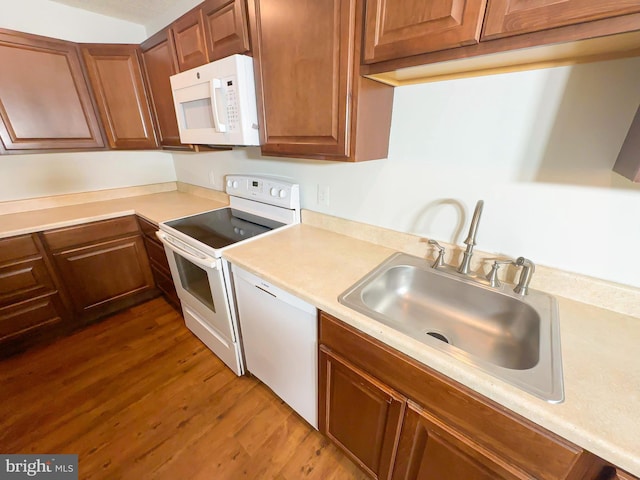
[232,265,318,429]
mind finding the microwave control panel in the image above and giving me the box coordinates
[224,78,239,132]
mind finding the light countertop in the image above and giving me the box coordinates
[2,191,638,476]
[0,190,228,238]
[223,223,640,477]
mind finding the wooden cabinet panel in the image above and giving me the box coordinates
[0,235,39,264]
[482,0,640,40]
[202,0,251,61]
[394,402,527,480]
[42,216,140,251]
[0,293,64,343]
[141,29,183,148]
[0,257,56,307]
[0,29,104,151]
[319,345,405,479]
[250,0,394,161]
[363,0,488,64]
[82,44,158,149]
[52,235,154,316]
[172,8,209,71]
[319,312,588,480]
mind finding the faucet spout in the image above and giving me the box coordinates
[458,200,484,275]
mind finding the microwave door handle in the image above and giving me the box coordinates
[156,231,218,270]
[210,78,227,133]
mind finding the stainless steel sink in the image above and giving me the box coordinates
[339,252,564,403]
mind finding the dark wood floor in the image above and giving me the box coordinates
[0,297,368,480]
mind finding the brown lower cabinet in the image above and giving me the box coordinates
[137,216,180,309]
[41,216,156,323]
[318,311,619,480]
[0,234,71,358]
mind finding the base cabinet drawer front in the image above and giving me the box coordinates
[319,345,405,480]
[42,215,140,251]
[319,312,599,480]
[0,234,40,264]
[142,236,171,274]
[52,235,154,315]
[363,0,488,64]
[0,293,64,343]
[150,264,180,309]
[393,402,528,480]
[0,257,56,306]
[482,0,640,40]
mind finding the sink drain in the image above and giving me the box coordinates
[426,331,449,344]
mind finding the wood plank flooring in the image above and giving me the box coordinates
[0,297,369,480]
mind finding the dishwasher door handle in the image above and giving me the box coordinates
[255,284,277,298]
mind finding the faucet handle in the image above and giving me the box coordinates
[427,239,446,268]
[485,258,515,288]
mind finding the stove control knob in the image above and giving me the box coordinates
[226,180,232,188]
[278,189,287,198]
[232,180,239,189]
[270,187,278,197]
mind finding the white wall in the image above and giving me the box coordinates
[2,0,146,43]
[0,151,176,202]
[0,0,177,202]
[172,56,640,288]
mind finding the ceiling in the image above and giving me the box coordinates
[50,0,175,24]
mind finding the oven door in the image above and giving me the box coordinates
[156,231,242,374]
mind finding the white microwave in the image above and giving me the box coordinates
[170,54,260,146]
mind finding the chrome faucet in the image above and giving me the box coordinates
[458,200,484,275]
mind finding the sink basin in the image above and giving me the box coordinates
[339,252,564,403]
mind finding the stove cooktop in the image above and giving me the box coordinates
[165,207,286,250]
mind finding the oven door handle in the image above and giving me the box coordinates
[156,231,219,269]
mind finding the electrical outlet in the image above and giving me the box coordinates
[317,184,330,207]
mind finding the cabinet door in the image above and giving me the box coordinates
[0,29,104,151]
[482,0,640,40]
[363,0,487,64]
[52,235,154,317]
[172,8,209,71]
[82,44,158,149]
[202,0,250,61]
[141,29,183,148]
[319,346,405,479]
[393,402,528,480]
[252,0,353,158]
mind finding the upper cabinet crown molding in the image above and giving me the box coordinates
[0,28,105,152]
[81,44,158,150]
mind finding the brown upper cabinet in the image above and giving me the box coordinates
[249,0,394,161]
[362,0,488,64]
[0,29,104,152]
[171,7,210,71]
[482,0,640,40]
[81,44,158,150]
[170,0,251,72]
[202,0,251,61]
[140,29,183,148]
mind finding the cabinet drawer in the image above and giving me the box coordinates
[137,215,159,240]
[43,216,140,250]
[0,257,55,306]
[0,234,39,264]
[0,293,64,342]
[320,312,583,480]
[143,236,170,273]
[151,264,180,308]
